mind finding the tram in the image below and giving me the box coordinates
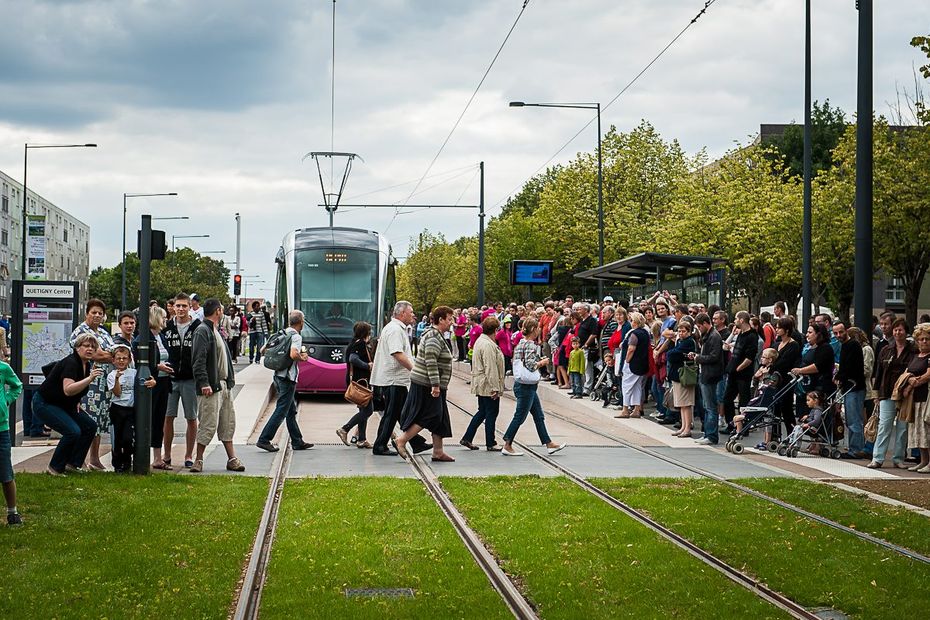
[273,227,397,393]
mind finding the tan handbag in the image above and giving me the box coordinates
[344,344,373,407]
[863,412,878,443]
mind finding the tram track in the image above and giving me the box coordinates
[441,396,819,620]
[448,368,930,566]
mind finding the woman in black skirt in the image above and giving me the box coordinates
[395,306,456,462]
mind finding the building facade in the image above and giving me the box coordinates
[0,170,90,314]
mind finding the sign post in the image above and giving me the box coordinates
[10,281,80,446]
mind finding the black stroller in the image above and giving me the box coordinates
[726,372,800,455]
[776,381,853,459]
[589,362,620,406]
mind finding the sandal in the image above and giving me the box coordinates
[356,440,373,449]
[152,460,172,470]
[431,453,455,462]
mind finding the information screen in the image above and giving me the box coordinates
[511,260,554,286]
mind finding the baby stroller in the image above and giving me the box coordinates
[589,363,619,406]
[726,372,800,455]
[776,381,853,459]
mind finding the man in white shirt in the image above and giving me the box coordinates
[256,310,313,452]
[189,293,205,321]
[370,301,430,456]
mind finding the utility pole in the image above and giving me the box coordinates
[235,212,241,305]
[478,161,486,307]
[134,214,153,474]
[854,0,873,331]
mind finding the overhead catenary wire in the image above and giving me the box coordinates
[491,0,719,211]
[342,163,479,202]
[385,0,532,233]
[330,0,337,195]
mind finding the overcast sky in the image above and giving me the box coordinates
[0,0,927,300]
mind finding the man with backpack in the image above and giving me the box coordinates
[256,310,314,452]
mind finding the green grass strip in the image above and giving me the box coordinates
[739,477,930,557]
[259,477,510,619]
[593,477,930,620]
[0,473,268,619]
[441,476,787,619]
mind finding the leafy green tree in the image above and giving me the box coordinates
[912,34,930,79]
[89,248,231,312]
[396,230,456,315]
[763,99,847,178]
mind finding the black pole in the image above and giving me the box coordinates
[134,214,153,474]
[478,161,486,307]
[853,0,872,331]
[121,194,127,310]
[21,145,28,280]
[801,0,813,326]
[596,103,604,302]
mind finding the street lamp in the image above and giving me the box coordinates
[122,192,178,309]
[21,143,97,279]
[510,101,604,299]
[172,234,209,251]
[200,251,227,255]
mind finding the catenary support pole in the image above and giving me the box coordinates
[854,0,873,331]
[134,214,153,475]
[235,212,241,305]
[801,0,813,327]
[596,103,604,302]
[478,161,486,307]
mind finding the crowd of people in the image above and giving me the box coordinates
[5,289,930,528]
[378,295,929,472]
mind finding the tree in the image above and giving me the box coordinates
[763,99,847,178]
[395,230,456,315]
[89,248,231,311]
[912,34,930,79]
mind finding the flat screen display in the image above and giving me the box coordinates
[511,260,553,286]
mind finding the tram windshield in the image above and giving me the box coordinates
[295,247,378,343]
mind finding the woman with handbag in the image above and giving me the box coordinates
[667,321,697,438]
[394,307,457,462]
[617,312,651,419]
[337,322,376,449]
[500,318,566,457]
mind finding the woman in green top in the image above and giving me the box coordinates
[395,306,456,462]
[0,359,24,526]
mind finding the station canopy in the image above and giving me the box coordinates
[574,252,726,284]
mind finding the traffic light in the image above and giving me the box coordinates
[233,274,242,296]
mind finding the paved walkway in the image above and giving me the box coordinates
[12,360,925,481]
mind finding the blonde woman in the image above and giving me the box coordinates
[616,312,651,419]
[904,323,930,473]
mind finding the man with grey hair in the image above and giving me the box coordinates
[256,310,314,452]
[371,301,430,456]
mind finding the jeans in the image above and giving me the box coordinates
[503,382,551,444]
[259,376,304,446]
[844,389,866,455]
[249,332,266,363]
[32,391,97,472]
[872,398,908,464]
[569,372,584,396]
[462,395,500,447]
[0,429,13,484]
[21,391,45,436]
[651,379,667,417]
[699,381,720,444]
[342,400,374,441]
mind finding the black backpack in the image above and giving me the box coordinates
[262,330,294,372]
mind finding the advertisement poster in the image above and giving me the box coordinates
[26,214,46,280]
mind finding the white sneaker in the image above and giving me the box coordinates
[694,437,713,445]
[547,443,567,455]
[501,447,524,457]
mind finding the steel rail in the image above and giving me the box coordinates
[404,451,540,620]
[444,397,819,620]
[232,416,294,620]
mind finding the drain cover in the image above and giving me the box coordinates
[345,588,415,599]
[811,608,848,620]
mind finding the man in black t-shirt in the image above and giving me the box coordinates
[576,304,600,395]
[833,321,867,458]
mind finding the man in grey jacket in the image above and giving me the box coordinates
[690,313,724,445]
[190,298,245,473]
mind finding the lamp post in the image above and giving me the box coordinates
[122,192,178,309]
[172,234,209,251]
[510,101,603,299]
[21,143,97,279]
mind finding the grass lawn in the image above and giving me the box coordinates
[739,477,930,557]
[441,476,787,619]
[593,478,930,620]
[0,473,268,619]
[259,477,510,619]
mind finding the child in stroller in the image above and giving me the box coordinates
[731,349,780,442]
[780,390,826,456]
[591,352,620,408]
